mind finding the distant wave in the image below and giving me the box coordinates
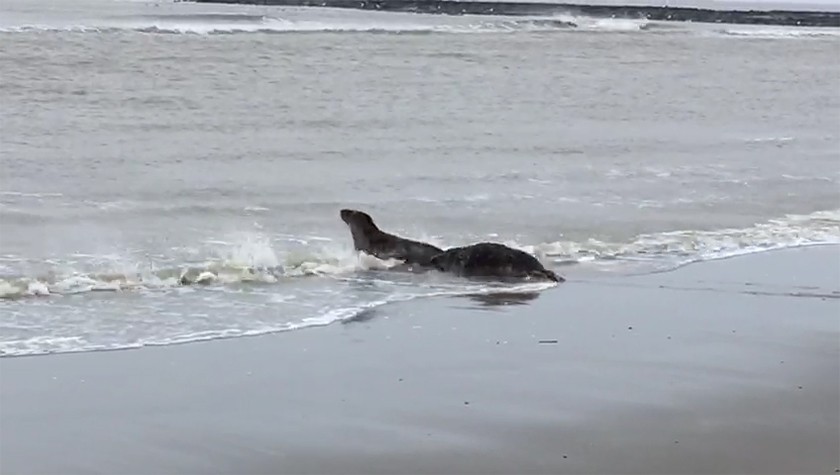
[2,12,830,36]
[744,136,796,144]
[0,14,648,34]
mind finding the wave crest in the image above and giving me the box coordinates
[0,13,654,35]
[0,233,408,300]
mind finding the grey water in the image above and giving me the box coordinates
[1,0,838,356]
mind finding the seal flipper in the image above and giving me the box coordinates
[527,269,564,283]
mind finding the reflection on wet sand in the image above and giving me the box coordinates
[466,291,541,307]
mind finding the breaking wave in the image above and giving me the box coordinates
[0,236,404,300]
[3,11,836,37]
[2,209,837,300]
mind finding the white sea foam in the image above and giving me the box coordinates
[0,191,64,198]
[0,232,400,299]
[574,16,651,32]
[746,136,796,143]
[717,27,840,38]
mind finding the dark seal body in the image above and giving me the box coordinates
[340,209,444,267]
[430,242,564,282]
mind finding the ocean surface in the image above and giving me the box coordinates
[1,0,838,357]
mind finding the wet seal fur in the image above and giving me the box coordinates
[430,242,564,283]
[340,209,444,267]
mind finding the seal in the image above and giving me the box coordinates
[340,209,444,267]
[429,242,564,282]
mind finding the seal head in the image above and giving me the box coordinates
[340,209,444,267]
[340,209,379,252]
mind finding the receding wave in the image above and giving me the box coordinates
[0,280,555,357]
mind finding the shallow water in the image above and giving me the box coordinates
[1,0,839,356]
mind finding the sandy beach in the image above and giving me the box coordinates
[2,2,839,473]
[1,245,838,475]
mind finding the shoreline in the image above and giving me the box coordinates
[2,242,837,361]
[1,244,838,474]
[189,0,840,28]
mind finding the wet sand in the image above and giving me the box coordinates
[1,245,838,475]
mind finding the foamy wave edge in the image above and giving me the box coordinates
[716,27,840,38]
[522,209,840,270]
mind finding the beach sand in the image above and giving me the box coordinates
[1,245,838,475]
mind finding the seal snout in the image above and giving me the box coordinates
[339,208,356,224]
[340,208,378,230]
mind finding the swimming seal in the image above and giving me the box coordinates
[340,209,444,267]
[430,242,564,283]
